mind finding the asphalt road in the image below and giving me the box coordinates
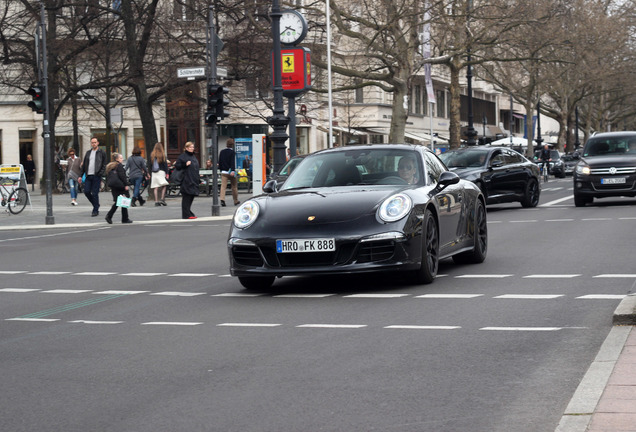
[1,177,634,432]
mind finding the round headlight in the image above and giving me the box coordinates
[378,193,412,222]
[575,164,590,175]
[234,201,260,229]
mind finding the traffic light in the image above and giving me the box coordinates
[27,85,46,114]
[205,111,217,126]
[215,86,229,121]
[206,83,229,124]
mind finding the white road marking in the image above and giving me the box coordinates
[0,271,28,274]
[168,273,216,277]
[582,218,612,221]
[94,290,149,295]
[217,323,282,327]
[343,294,410,298]
[274,294,335,298]
[29,271,72,275]
[68,320,123,324]
[455,274,513,278]
[619,217,636,220]
[141,322,203,326]
[297,324,367,329]
[510,220,538,223]
[545,219,575,222]
[415,294,483,298]
[0,288,40,292]
[384,325,461,330]
[495,294,564,299]
[480,327,561,331]
[150,292,206,297]
[593,274,636,278]
[218,274,233,278]
[121,272,167,277]
[523,274,581,278]
[541,196,572,206]
[74,272,117,276]
[212,293,263,297]
[6,318,59,322]
[42,289,93,294]
[577,294,627,299]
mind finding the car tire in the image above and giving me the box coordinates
[238,276,275,290]
[521,178,540,208]
[410,209,438,284]
[574,194,592,207]
[474,181,487,202]
[453,199,487,265]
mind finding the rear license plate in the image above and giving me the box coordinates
[276,238,336,253]
[601,177,626,184]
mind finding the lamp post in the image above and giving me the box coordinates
[268,0,290,174]
[574,107,581,150]
[465,2,477,146]
[535,101,543,150]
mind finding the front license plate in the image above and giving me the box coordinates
[276,238,336,253]
[601,177,626,184]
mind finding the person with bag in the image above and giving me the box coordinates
[124,146,148,207]
[150,142,169,207]
[104,153,133,224]
[65,147,82,206]
[174,141,200,219]
[218,138,240,207]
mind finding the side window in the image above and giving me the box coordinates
[424,152,445,184]
[491,151,505,166]
[507,151,523,164]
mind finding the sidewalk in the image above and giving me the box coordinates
[0,185,247,229]
[3,187,636,432]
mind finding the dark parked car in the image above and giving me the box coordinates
[439,146,541,208]
[228,144,487,290]
[533,149,566,178]
[573,132,636,207]
[562,152,581,176]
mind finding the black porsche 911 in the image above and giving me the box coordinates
[227,144,487,290]
[439,146,541,208]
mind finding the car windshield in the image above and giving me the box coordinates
[280,148,423,189]
[584,136,636,157]
[278,157,302,176]
[439,150,488,168]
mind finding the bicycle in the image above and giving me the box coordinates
[540,159,551,183]
[0,178,28,214]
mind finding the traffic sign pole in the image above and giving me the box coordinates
[207,5,220,216]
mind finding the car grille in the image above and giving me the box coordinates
[590,167,636,175]
[232,246,264,267]
[356,240,396,263]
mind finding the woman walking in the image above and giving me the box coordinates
[65,148,82,206]
[174,141,200,219]
[125,146,148,207]
[150,142,169,206]
[104,153,133,224]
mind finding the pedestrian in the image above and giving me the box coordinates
[219,138,240,207]
[65,148,81,206]
[174,141,200,219]
[24,154,36,191]
[149,142,169,206]
[125,146,148,207]
[80,136,107,217]
[104,153,132,224]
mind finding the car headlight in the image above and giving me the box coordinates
[378,193,412,222]
[233,201,260,229]
[575,164,591,175]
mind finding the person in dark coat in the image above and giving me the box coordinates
[174,141,200,219]
[104,153,132,224]
[24,154,36,191]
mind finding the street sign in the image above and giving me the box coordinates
[177,67,227,79]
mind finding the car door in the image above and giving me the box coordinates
[424,153,463,252]
[503,150,528,195]
[484,150,509,199]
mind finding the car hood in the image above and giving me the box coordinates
[447,167,482,179]
[581,155,636,168]
[252,186,413,226]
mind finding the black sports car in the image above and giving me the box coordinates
[573,132,636,206]
[439,146,541,208]
[228,144,487,290]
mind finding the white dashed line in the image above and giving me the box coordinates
[480,327,561,331]
[274,294,335,298]
[0,271,28,274]
[150,292,206,297]
[68,320,123,324]
[212,293,263,297]
[29,271,72,275]
[121,273,167,277]
[593,274,636,278]
[577,294,627,300]
[343,294,410,298]
[6,318,59,322]
[217,323,282,327]
[0,288,40,293]
[168,273,216,277]
[73,272,117,276]
[141,322,203,326]
[523,274,581,279]
[94,290,149,295]
[297,324,367,329]
[495,294,564,299]
[42,289,93,294]
[415,294,484,299]
[455,274,513,278]
[384,325,461,330]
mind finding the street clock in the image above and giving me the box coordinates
[280,9,308,46]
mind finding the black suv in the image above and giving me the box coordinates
[573,132,636,207]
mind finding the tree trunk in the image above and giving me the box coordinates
[388,75,409,144]
[448,63,462,149]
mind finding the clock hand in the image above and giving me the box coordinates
[281,26,295,35]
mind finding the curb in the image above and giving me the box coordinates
[613,294,636,325]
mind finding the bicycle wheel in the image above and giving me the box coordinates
[8,187,28,214]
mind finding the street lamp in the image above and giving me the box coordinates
[535,101,543,150]
[465,1,477,146]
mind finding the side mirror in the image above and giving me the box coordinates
[263,179,278,193]
[438,171,460,188]
[491,160,504,168]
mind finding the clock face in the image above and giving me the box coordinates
[280,10,307,45]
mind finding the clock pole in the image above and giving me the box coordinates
[268,0,290,175]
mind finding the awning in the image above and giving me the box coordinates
[364,128,448,145]
[318,125,366,135]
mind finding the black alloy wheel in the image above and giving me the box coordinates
[411,209,439,284]
[453,199,487,264]
[521,178,540,208]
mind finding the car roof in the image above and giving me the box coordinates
[313,143,430,155]
[589,131,636,139]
